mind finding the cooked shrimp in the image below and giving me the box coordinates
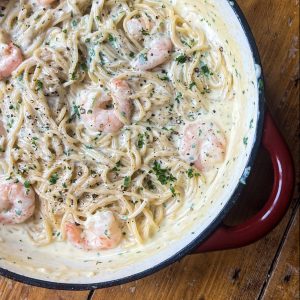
[0,182,36,224]
[81,79,132,133]
[0,42,23,80]
[37,0,56,5]
[65,211,122,250]
[126,18,149,40]
[131,36,173,70]
[180,121,226,171]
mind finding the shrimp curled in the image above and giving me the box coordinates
[65,211,122,250]
[180,120,226,172]
[81,79,132,133]
[132,36,173,70]
[37,0,56,5]
[0,42,23,80]
[126,18,150,40]
[0,183,36,224]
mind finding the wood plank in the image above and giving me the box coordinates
[0,277,88,300]
[238,0,300,171]
[262,209,299,300]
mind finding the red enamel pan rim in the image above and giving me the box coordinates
[0,0,294,290]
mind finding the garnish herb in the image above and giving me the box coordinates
[175,92,183,103]
[99,51,105,66]
[200,61,212,77]
[141,29,149,35]
[70,103,80,121]
[36,80,43,91]
[80,62,88,71]
[70,71,76,80]
[49,173,59,185]
[189,82,196,90]
[146,177,155,190]
[187,168,200,178]
[112,161,122,172]
[152,161,176,185]
[139,53,148,62]
[24,180,31,189]
[137,133,145,149]
[175,54,188,64]
[123,176,131,188]
[108,34,116,42]
[170,186,176,196]
[71,19,78,27]
[158,74,169,81]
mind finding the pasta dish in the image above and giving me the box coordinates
[0,0,234,251]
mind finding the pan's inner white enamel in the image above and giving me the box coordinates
[0,0,260,283]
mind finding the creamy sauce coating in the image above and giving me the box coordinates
[0,0,259,282]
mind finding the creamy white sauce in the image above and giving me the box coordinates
[0,0,259,283]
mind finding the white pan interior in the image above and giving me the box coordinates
[0,0,261,285]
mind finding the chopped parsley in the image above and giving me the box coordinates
[129,51,135,58]
[15,210,22,216]
[243,137,248,146]
[112,161,122,172]
[70,71,76,80]
[137,133,145,149]
[158,75,169,81]
[152,161,176,185]
[108,34,116,42]
[170,186,176,196]
[89,48,95,57]
[189,82,196,90]
[24,180,31,189]
[175,92,183,103]
[139,53,148,62]
[99,51,105,66]
[123,176,131,188]
[145,177,155,190]
[250,119,254,129]
[175,54,188,64]
[18,74,24,82]
[80,62,88,71]
[187,168,200,178]
[200,61,213,77]
[49,173,59,185]
[141,29,149,35]
[71,19,78,27]
[36,80,43,91]
[70,103,80,121]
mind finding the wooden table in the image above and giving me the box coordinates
[0,0,299,299]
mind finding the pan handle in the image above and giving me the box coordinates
[193,111,295,253]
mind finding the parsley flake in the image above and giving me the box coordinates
[152,161,176,185]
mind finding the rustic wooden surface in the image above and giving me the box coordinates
[0,0,299,299]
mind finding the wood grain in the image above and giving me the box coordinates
[262,209,299,300]
[0,277,88,300]
[0,0,299,299]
